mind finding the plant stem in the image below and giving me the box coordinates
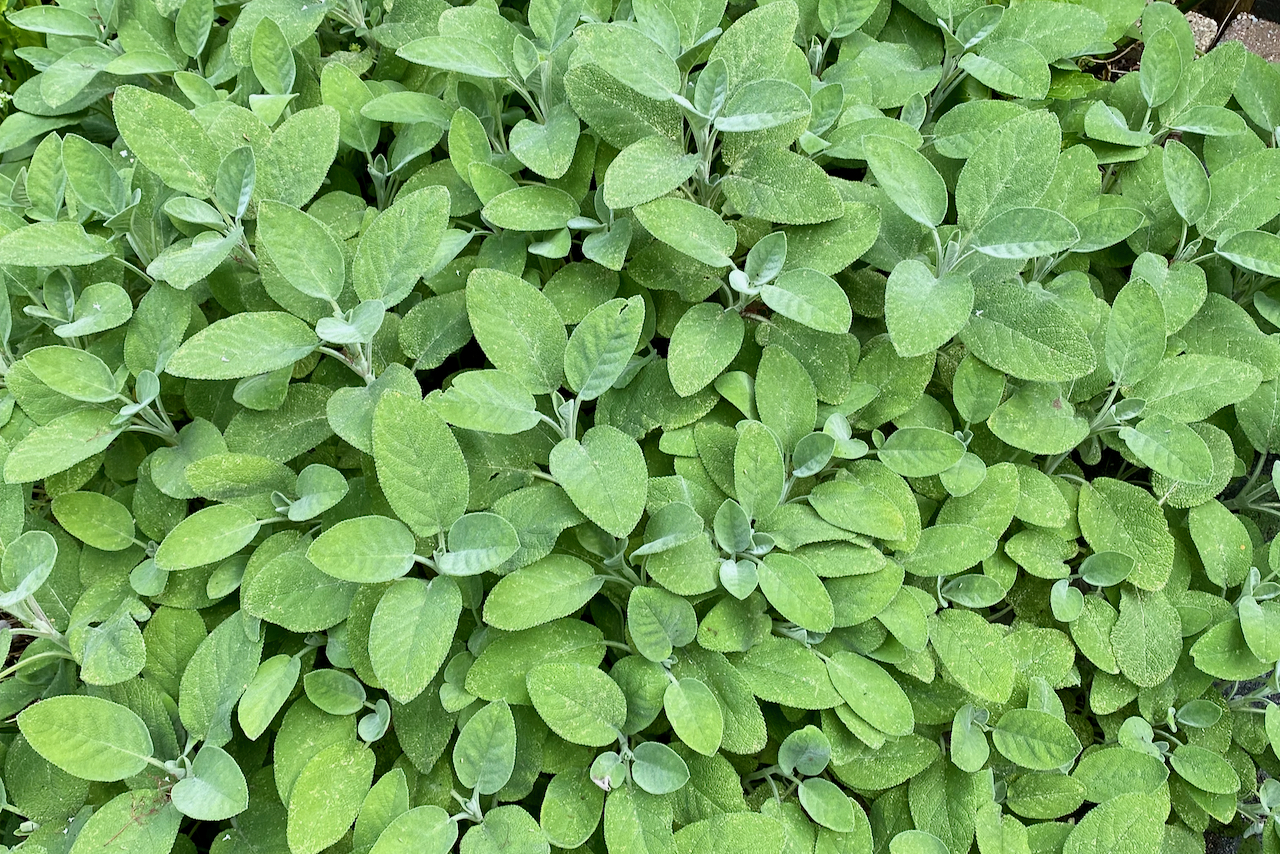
[0,649,74,679]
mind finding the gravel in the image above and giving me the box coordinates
[1221,12,1280,61]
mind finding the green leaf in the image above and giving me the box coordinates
[819,0,877,37]
[550,425,648,538]
[148,229,242,290]
[0,222,113,266]
[1217,230,1280,279]
[758,553,834,633]
[307,515,417,582]
[1129,354,1262,422]
[826,650,914,737]
[1106,278,1166,385]
[734,420,785,521]
[1189,499,1252,587]
[483,185,580,231]
[949,705,991,773]
[252,16,295,95]
[1169,744,1240,795]
[373,391,469,538]
[258,201,346,303]
[17,695,153,782]
[432,370,540,435]
[678,813,789,854]
[179,610,263,746]
[238,654,301,740]
[1072,746,1167,803]
[483,554,605,631]
[1239,596,1280,663]
[25,346,119,404]
[715,79,811,132]
[971,207,1079,259]
[664,677,723,756]
[289,464,349,521]
[1078,478,1175,591]
[899,523,999,579]
[955,110,1060,232]
[1199,148,1280,239]
[890,830,950,854]
[759,268,852,334]
[543,769,606,845]
[167,311,319,380]
[370,577,461,702]
[66,790,179,854]
[668,303,745,396]
[929,608,1014,704]
[1062,791,1166,854]
[878,427,965,478]
[465,618,603,706]
[798,778,856,833]
[321,61,379,153]
[0,530,58,606]
[370,806,457,854]
[454,700,517,795]
[991,708,1081,770]
[756,345,817,454]
[8,5,97,36]
[113,85,218,196]
[1140,26,1184,108]
[1163,140,1210,224]
[633,197,737,268]
[509,104,580,180]
[155,504,261,571]
[777,725,831,777]
[884,261,973,358]
[628,585,697,662]
[287,742,375,854]
[603,135,701,209]
[438,512,521,576]
[51,491,135,551]
[397,36,509,77]
[574,22,682,100]
[1118,414,1214,485]
[565,296,646,400]
[732,635,842,710]
[527,662,627,746]
[988,382,1089,455]
[1111,586,1181,688]
[862,134,947,228]
[1083,101,1152,147]
[63,133,127,215]
[630,741,690,795]
[632,501,704,559]
[960,281,1096,382]
[56,281,133,338]
[721,147,842,226]
[958,39,1050,99]
[808,478,906,541]
[460,805,549,854]
[3,408,123,484]
[467,268,567,394]
[170,744,249,820]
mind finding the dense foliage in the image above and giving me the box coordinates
[2,0,1280,852]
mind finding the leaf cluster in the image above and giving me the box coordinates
[2,0,1280,853]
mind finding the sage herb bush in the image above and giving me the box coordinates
[3,0,1280,852]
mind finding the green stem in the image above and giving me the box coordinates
[1087,383,1122,432]
[126,423,180,445]
[113,256,156,285]
[318,346,375,385]
[0,649,74,679]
